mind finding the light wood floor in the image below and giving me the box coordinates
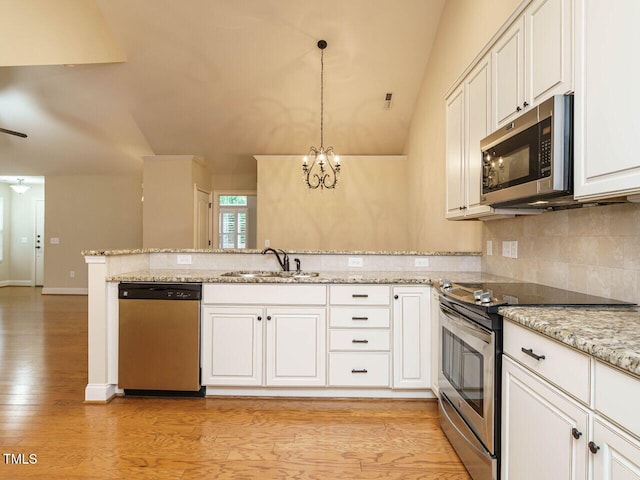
[0,287,470,479]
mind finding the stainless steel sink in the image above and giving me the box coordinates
[221,271,319,279]
[221,271,282,278]
[279,271,320,278]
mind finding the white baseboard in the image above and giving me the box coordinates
[42,287,88,295]
[85,384,117,403]
[205,387,436,399]
[0,280,34,287]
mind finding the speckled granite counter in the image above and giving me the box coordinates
[108,269,511,285]
[84,248,482,256]
[499,306,640,377]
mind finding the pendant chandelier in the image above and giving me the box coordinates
[302,40,340,189]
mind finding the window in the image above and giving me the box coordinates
[219,208,247,249]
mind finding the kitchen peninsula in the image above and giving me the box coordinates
[83,248,492,402]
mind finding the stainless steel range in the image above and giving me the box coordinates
[437,281,634,480]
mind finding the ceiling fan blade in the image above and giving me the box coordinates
[0,127,28,138]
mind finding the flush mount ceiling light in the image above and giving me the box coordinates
[10,179,30,194]
[302,40,340,190]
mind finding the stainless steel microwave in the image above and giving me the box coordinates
[480,95,573,208]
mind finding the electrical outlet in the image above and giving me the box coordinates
[69,271,75,278]
[414,257,429,267]
[510,241,518,259]
[486,240,493,256]
[502,241,511,258]
[264,239,270,247]
[50,237,60,245]
[177,254,192,265]
[348,257,363,267]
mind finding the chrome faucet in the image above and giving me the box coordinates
[261,248,290,271]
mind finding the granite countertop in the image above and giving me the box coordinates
[108,269,510,285]
[499,306,640,378]
[84,248,482,257]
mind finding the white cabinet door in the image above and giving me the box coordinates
[465,56,493,217]
[574,0,640,200]
[502,356,589,480]
[525,0,573,106]
[265,308,326,386]
[493,17,525,128]
[592,417,640,480]
[392,286,430,389]
[445,85,466,219]
[493,0,572,130]
[201,307,263,386]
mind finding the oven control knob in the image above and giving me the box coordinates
[440,279,452,290]
[479,291,493,304]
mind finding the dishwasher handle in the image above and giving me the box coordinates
[118,282,202,300]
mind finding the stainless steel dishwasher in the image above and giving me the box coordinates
[118,282,204,397]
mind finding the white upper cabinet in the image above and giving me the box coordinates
[492,0,573,130]
[446,56,495,220]
[445,84,466,218]
[493,17,526,128]
[573,0,640,200]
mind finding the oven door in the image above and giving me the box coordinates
[439,303,495,452]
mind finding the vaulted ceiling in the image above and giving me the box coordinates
[0,0,445,182]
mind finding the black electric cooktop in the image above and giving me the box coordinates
[442,281,635,314]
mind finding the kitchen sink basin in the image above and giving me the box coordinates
[221,271,282,278]
[221,271,320,279]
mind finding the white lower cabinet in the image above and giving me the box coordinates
[503,320,640,480]
[201,307,263,386]
[202,283,434,396]
[264,308,326,386]
[201,306,326,387]
[392,286,431,389]
[592,417,640,480]
[502,355,589,480]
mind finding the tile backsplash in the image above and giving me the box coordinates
[482,203,640,303]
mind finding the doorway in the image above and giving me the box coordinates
[194,186,212,249]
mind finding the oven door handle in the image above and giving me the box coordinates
[440,304,492,344]
[440,393,494,459]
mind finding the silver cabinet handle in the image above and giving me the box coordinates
[521,347,546,361]
[352,339,369,344]
[351,369,368,374]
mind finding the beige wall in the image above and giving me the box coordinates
[45,175,142,291]
[256,156,409,251]
[405,0,522,251]
[483,203,640,304]
[142,155,214,249]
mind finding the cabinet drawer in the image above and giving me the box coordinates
[329,330,390,352]
[329,307,390,328]
[329,353,390,387]
[329,285,390,306]
[203,284,326,305]
[504,320,591,404]
[595,361,640,439]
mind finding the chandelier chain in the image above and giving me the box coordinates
[320,47,324,149]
